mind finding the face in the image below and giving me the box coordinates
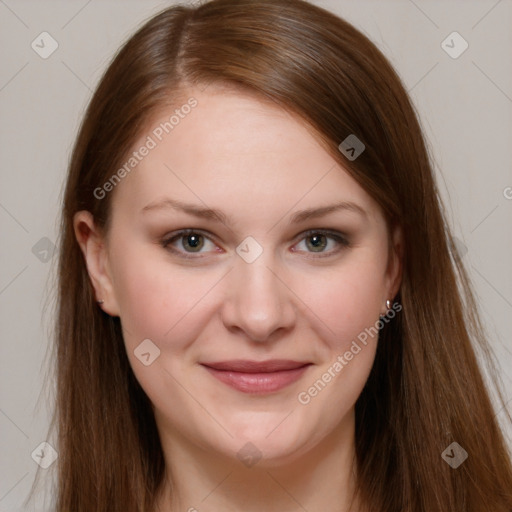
[75,86,401,467]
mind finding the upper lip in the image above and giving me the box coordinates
[201,360,311,373]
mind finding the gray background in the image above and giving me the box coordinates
[1,1,511,510]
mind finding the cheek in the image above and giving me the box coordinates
[293,258,385,428]
[297,253,386,348]
[110,243,231,374]
[109,243,198,349]
[110,251,215,398]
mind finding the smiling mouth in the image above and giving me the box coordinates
[200,360,313,394]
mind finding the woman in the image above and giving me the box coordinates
[43,0,512,510]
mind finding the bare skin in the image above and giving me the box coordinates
[74,85,402,511]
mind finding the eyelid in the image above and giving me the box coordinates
[291,229,350,258]
[161,228,350,259]
[161,228,220,259]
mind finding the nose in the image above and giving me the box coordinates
[221,250,296,343]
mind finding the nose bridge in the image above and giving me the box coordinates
[222,242,294,341]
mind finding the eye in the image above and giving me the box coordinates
[292,230,349,258]
[161,228,349,260]
[161,229,219,259]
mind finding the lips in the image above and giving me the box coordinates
[202,359,309,373]
[201,360,312,394]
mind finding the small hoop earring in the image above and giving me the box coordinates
[97,300,104,306]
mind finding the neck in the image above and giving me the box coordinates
[155,408,362,512]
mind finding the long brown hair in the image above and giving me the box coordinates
[34,0,512,510]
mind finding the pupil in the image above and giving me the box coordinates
[185,234,203,251]
[308,234,326,252]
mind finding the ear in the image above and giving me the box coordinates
[73,211,120,316]
[384,223,404,305]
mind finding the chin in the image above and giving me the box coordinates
[219,417,315,468]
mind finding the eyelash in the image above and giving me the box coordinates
[160,228,350,260]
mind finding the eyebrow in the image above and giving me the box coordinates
[141,197,367,224]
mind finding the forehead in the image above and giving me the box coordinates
[109,87,381,226]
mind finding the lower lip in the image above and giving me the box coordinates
[202,365,311,394]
